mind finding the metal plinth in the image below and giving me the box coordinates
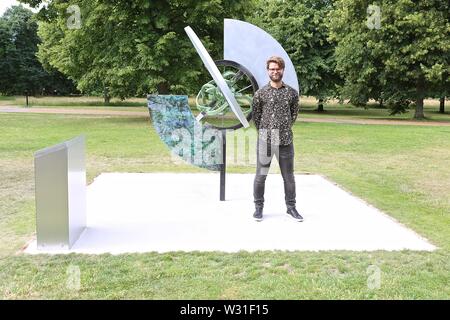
[34,135,87,250]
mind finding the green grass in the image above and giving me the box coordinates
[0,112,449,299]
[0,96,14,101]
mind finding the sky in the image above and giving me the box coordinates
[0,0,38,16]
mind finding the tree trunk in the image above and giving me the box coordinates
[414,78,425,119]
[379,98,384,108]
[439,96,445,113]
[414,97,425,119]
[316,98,324,112]
[103,87,110,105]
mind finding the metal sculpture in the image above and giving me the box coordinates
[184,26,250,128]
[148,95,223,171]
[224,19,299,92]
[195,60,258,130]
[148,19,299,200]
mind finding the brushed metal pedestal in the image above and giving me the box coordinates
[34,135,87,250]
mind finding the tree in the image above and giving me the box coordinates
[20,0,254,99]
[329,0,450,119]
[250,0,342,112]
[0,16,17,94]
[0,5,76,95]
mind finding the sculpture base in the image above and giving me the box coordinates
[23,173,435,254]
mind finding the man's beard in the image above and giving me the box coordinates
[269,74,283,83]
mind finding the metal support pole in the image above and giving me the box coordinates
[220,129,226,201]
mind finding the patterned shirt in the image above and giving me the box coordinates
[252,82,299,145]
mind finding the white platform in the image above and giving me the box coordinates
[24,173,436,254]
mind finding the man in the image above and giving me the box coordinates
[251,56,303,222]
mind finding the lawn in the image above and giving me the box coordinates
[0,110,449,299]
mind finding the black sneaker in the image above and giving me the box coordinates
[253,208,263,221]
[286,208,304,222]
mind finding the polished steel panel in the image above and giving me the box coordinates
[224,19,299,93]
[34,135,86,250]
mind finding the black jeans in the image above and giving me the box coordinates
[253,138,296,209]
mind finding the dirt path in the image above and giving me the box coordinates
[1,106,449,127]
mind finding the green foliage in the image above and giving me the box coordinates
[0,17,15,94]
[250,0,342,109]
[0,6,76,95]
[28,0,254,99]
[329,0,450,117]
[18,0,449,118]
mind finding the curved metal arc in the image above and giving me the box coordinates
[224,19,299,93]
[147,95,222,172]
